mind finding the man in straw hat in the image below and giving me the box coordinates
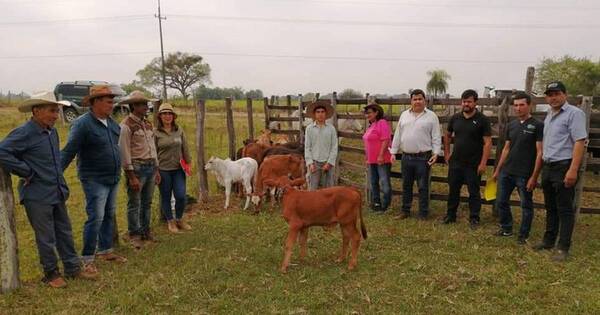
[62,85,128,274]
[304,100,338,190]
[118,90,160,249]
[0,91,98,288]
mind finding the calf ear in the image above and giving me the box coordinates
[290,178,306,187]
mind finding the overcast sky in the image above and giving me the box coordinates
[1,0,599,97]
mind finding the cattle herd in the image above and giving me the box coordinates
[205,130,365,272]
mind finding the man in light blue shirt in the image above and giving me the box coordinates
[534,81,588,262]
[304,100,338,190]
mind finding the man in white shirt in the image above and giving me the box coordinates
[390,89,441,220]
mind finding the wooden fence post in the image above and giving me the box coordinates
[246,98,254,141]
[196,100,209,202]
[331,92,340,185]
[225,97,236,160]
[575,96,593,216]
[0,167,19,293]
[286,95,294,142]
[297,94,305,144]
[263,97,270,131]
[491,96,511,217]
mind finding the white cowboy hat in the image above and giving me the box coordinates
[18,91,69,113]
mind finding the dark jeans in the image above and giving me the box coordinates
[541,161,576,251]
[127,164,156,236]
[22,200,80,276]
[447,165,481,220]
[401,155,431,216]
[81,180,119,262]
[368,163,391,211]
[158,169,187,220]
[496,171,534,238]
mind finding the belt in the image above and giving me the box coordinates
[403,151,432,158]
[132,159,156,166]
[543,159,571,167]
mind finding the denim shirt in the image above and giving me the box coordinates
[61,112,121,185]
[0,120,69,204]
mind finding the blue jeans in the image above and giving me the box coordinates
[158,169,187,220]
[401,155,431,216]
[81,180,119,262]
[447,165,481,220]
[496,171,534,238]
[368,163,391,211]
[126,164,156,236]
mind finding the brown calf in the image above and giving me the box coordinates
[264,177,367,273]
[250,155,304,208]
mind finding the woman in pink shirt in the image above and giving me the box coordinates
[362,103,392,213]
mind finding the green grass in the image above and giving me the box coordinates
[0,106,600,314]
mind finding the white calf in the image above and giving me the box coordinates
[204,157,258,210]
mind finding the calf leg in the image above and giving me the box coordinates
[243,180,252,210]
[347,224,362,270]
[224,181,231,210]
[336,225,350,263]
[281,226,300,273]
[298,227,309,262]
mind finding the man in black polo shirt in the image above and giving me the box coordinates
[443,89,492,229]
[492,92,543,244]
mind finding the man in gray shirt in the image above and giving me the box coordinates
[304,100,338,190]
[534,81,587,262]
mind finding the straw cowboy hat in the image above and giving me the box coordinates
[157,103,177,117]
[18,91,70,113]
[305,100,335,119]
[118,90,154,105]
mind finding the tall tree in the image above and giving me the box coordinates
[535,56,600,96]
[137,52,211,100]
[426,69,451,98]
[339,88,363,99]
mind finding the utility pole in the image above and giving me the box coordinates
[155,0,168,100]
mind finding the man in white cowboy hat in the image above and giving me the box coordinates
[0,91,97,288]
[304,100,338,190]
[118,90,160,249]
[62,85,128,273]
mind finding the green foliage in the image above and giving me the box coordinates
[137,52,211,100]
[426,69,451,98]
[339,88,363,99]
[194,85,263,100]
[120,80,154,97]
[535,56,600,96]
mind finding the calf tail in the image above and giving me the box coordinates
[356,188,367,240]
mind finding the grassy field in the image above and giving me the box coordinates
[0,103,599,314]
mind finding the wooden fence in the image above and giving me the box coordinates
[262,93,600,216]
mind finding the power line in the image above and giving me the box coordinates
[0,50,536,64]
[169,14,600,30]
[1,13,597,29]
[0,15,151,26]
[266,0,600,11]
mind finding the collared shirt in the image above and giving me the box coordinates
[61,112,121,185]
[363,119,392,164]
[304,121,338,166]
[543,103,588,162]
[155,125,191,171]
[390,108,442,155]
[0,120,69,204]
[119,114,159,170]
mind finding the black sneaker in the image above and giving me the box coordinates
[370,204,382,212]
[442,216,456,224]
[469,219,480,230]
[495,229,513,237]
[532,242,554,251]
[517,236,528,245]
